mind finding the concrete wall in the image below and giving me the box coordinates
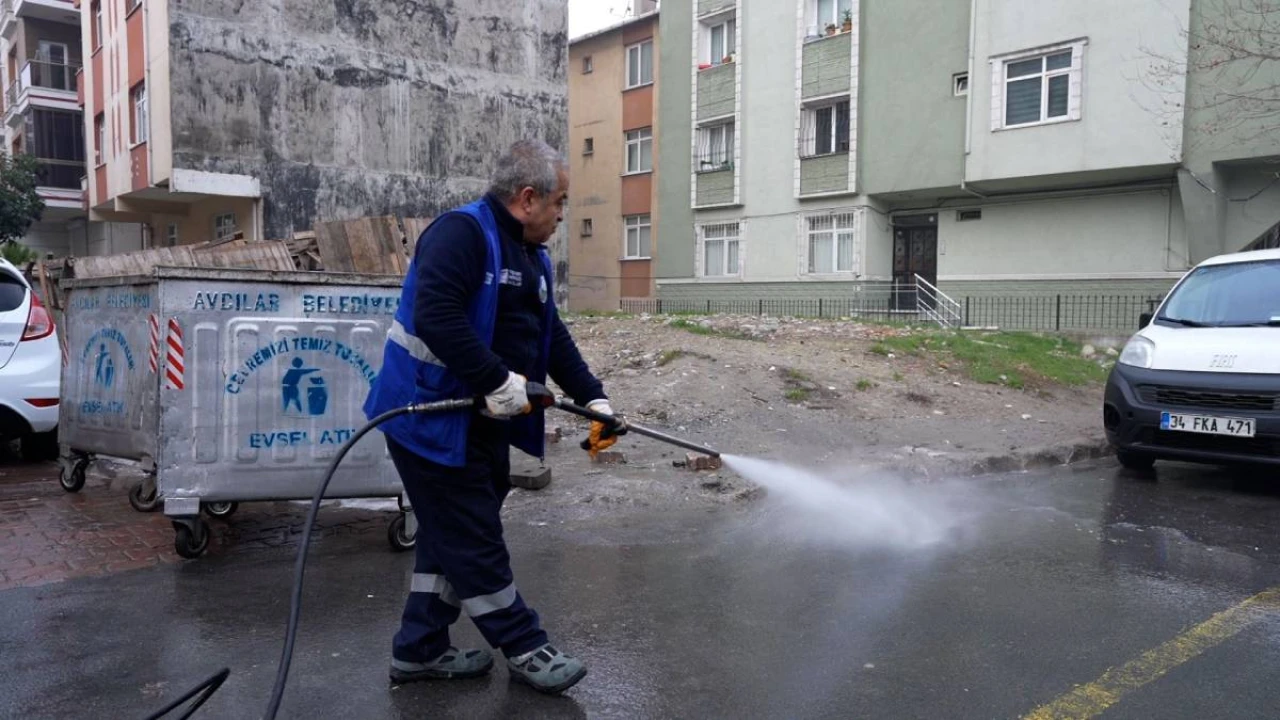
[166,0,570,301]
[146,196,260,248]
[64,219,144,258]
[858,0,968,196]
[966,0,1190,183]
[656,2,695,280]
[936,189,1188,278]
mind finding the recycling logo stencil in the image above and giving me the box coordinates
[226,336,378,450]
[79,328,135,416]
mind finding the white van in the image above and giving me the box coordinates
[1104,248,1280,471]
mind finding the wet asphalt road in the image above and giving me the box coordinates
[4,460,1280,720]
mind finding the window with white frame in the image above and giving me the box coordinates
[131,82,148,144]
[92,1,103,50]
[800,98,850,157]
[953,72,969,96]
[700,16,736,66]
[94,113,104,165]
[624,214,651,259]
[582,55,593,74]
[806,0,853,36]
[214,213,237,242]
[993,42,1084,129]
[696,121,735,173]
[701,222,740,277]
[806,212,859,274]
[626,40,653,89]
[167,223,178,247]
[625,128,652,174]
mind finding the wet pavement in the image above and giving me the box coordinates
[3,460,1280,719]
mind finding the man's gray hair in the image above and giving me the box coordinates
[488,139,566,201]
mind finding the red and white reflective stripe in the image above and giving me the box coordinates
[147,313,160,374]
[164,318,185,390]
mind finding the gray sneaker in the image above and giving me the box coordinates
[390,646,494,683]
[506,644,587,694]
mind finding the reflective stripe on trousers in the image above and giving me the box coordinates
[412,574,520,618]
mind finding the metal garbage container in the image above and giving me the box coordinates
[59,266,416,558]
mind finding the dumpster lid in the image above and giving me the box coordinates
[61,266,405,290]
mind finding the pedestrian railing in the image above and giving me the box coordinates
[914,274,962,329]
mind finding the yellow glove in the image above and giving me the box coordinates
[585,399,621,458]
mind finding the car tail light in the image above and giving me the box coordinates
[25,398,59,408]
[21,292,55,342]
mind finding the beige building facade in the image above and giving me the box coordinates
[568,4,659,312]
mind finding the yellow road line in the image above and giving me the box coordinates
[1022,587,1280,720]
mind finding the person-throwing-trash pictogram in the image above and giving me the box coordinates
[282,357,321,414]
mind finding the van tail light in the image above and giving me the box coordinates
[21,293,55,342]
[25,398,59,408]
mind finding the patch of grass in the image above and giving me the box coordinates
[783,368,810,382]
[855,379,874,391]
[656,349,686,367]
[872,330,1106,389]
[669,318,752,340]
[785,388,812,402]
[870,343,891,356]
[892,371,904,382]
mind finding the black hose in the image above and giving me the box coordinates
[140,668,229,720]
[261,404,418,720]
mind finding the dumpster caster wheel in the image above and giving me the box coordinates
[203,502,238,519]
[129,481,161,513]
[174,519,210,559]
[387,514,415,552]
[60,458,88,493]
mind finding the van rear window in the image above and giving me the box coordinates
[0,273,27,313]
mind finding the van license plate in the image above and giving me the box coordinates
[1160,412,1256,438]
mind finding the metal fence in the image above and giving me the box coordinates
[620,292,1164,334]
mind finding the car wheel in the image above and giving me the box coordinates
[20,430,59,463]
[1116,449,1156,473]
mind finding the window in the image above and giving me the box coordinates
[214,213,237,242]
[94,113,104,165]
[581,218,593,237]
[953,72,969,96]
[801,99,850,157]
[696,121,734,172]
[993,42,1084,129]
[806,212,858,274]
[702,18,736,65]
[626,40,653,89]
[956,209,982,222]
[131,82,148,144]
[582,55,593,74]
[167,223,178,247]
[624,214,651,259]
[701,222,740,277]
[625,128,652,174]
[583,137,594,155]
[808,0,852,36]
[92,1,103,50]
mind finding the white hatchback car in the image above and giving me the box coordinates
[0,257,60,461]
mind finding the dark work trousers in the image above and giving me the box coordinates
[385,417,549,663]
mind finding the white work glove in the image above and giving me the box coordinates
[481,372,531,418]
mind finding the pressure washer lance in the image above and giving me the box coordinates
[522,383,722,459]
[143,383,718,720]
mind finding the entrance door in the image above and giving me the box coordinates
[892,214,938,310]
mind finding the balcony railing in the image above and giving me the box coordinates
[3,60,79,111]
[33,157,85,189]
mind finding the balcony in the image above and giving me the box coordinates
[4,59,80,126]
[2,0,81,39]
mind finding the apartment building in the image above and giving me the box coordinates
[76,1,571,292]
[654,0,1280,306]
[568,2,659,311]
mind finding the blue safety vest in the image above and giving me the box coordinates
[363,198,553,467]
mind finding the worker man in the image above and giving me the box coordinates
[363,139,619,695]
